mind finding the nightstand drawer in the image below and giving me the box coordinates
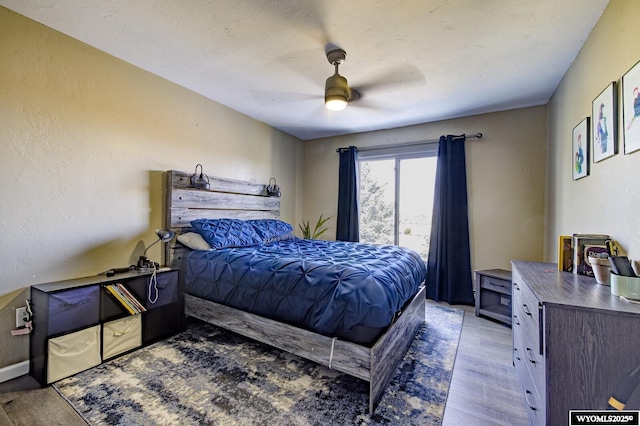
[480,274,511,295]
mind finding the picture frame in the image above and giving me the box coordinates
[591,82,617,162]
[622,59,640,154]
[572,117,589,180]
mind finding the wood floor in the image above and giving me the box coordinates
[0,303,529,425]
[442,304,529,425]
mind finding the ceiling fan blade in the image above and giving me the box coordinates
[353,64,426,94]
[347,95,389,112]
[255,46,328,88]
[301,0,331,45]
[250,88,319,106]
[255,0,331,45]
[249,46,326,107]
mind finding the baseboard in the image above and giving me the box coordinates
[0,361,29,383]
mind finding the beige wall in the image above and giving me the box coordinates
[303,106,548,272]
[0,8,303,367]
[546,0,640,266]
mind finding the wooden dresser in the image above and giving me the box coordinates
[512,261,640,425]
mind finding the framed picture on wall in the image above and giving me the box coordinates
[572,117,590,180]
[622,59,640,154]
[591,82,617,162]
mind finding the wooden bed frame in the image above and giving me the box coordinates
[164,170,425,413]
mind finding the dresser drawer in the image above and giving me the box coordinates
[512,280,528,335]
[514,302,541,355]
[512,273,524,309]
[514,345,546,426]
[514,323,546,398]
[517,282,540,332]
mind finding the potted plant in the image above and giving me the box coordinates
[298,214,333,239]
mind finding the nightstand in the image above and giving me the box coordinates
[474,269,512,326]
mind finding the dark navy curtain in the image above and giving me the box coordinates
[336,146,359,242]
[426,135,474,305]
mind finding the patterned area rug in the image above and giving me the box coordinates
[53,302,463,425]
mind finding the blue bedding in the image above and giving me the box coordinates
[184,238,426,344]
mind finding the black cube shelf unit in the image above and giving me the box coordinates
[30,268,182,386]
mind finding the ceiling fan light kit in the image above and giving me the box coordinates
[324,48,350,111]
[325,73,349,111]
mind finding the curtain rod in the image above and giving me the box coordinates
[336,132,483,153]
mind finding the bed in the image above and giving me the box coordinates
[164,170,427,413]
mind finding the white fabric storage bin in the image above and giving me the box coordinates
[47,325,101,383]
[102,314,142,359]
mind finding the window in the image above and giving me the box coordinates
[358,143,438,259]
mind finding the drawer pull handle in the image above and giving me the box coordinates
[526,347,536,364]
[525,390,537,411]
[513,315,520,326]
[513,283,520,291]
[522,304,532,316]
[513,347,521,361]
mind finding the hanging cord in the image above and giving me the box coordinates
[329,337,337,370]
[148,268,159,304]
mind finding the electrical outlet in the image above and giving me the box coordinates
[16,307,28,328]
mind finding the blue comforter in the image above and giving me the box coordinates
[184,238,426,342]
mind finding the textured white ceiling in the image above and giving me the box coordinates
[1,0,609,140]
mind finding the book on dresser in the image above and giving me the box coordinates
[557,235,573,272]
[572,233,609,277]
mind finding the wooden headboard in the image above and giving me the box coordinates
[164,170,280,268]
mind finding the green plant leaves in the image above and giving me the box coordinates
[298,214,333,239]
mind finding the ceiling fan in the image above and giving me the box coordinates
[324,47,360,111]
[250,43,424,113]
[246,2,425,114]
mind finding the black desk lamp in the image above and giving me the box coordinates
[104,229,175,276]
[137,229,175,271]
